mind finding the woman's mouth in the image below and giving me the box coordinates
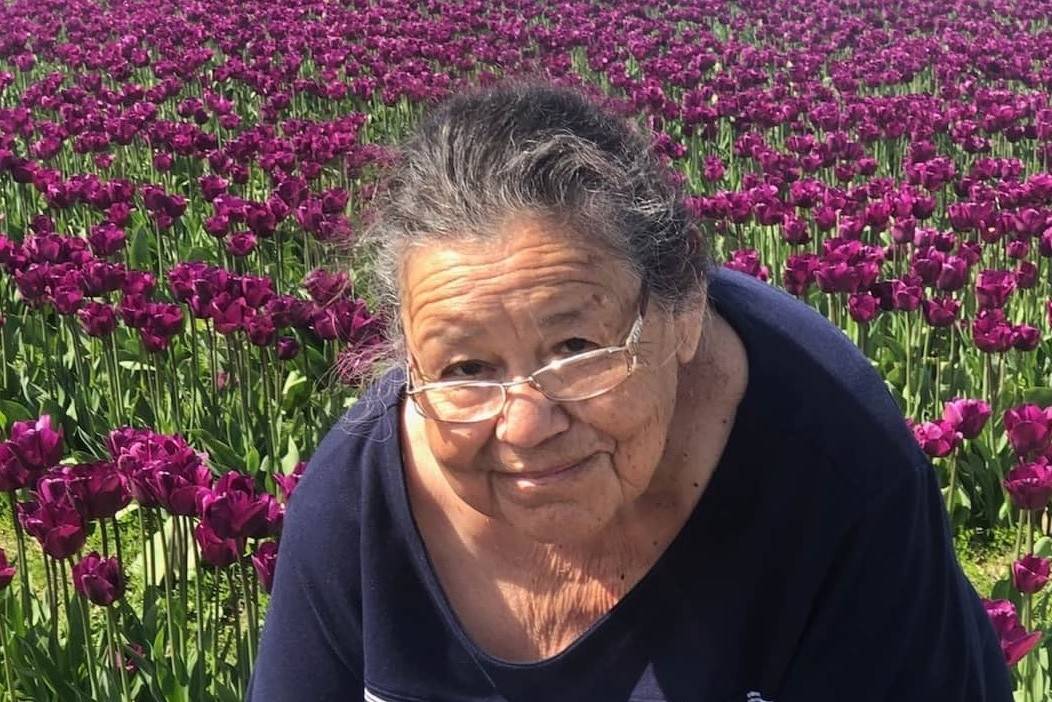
[498,454,597,487]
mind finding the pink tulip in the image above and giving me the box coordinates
[1003,460,1052,510]
[1003,405,1052,457]
[941,399,991,440]
[1012,554,1051,594]
[983,599,1042,666]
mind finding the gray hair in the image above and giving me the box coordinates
[361,79,714,367]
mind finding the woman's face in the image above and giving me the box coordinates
[401,216,702,545]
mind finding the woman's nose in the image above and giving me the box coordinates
[494,382,570,448]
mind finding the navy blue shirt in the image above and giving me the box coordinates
[248,267,1013,701]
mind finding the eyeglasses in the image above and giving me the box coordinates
[405,287,649,423]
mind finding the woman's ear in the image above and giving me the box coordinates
[672,299,707,366]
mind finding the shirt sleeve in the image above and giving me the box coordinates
[775,463,1014,701]
[246,438,365,701]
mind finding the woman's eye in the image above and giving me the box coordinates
[556,338,598,355]
[440,360,490,379]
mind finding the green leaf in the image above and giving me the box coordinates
[1035,537,1052,559]
[194,429,244,472]
[118,360,155,372]
[0,399,32,426]
[128,227,152,268]
[128,515,179,589]
[281,370,309,411]
[184,246,215,263]
[1022,387,1052,407]
[281,436,300,474]
[246,445,261,474]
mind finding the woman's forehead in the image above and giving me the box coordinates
[400,223,637,324]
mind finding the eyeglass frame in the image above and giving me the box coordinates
[404,285,650,423]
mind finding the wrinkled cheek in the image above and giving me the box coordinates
[426,420,493,468]
[610,408,671,494]
[425,420,498,509]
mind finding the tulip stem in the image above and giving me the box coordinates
[189,517,206,702]
[188,318,202,426]
[918,326,931,416]
[945,453,958,524]
[167,344,182,432]
[111,517,124,576]
[238,558,258,667]
[227,568,245,699]
[8,494,31,619]
[43,556,57,641]
[156,513,179,663]
[211,572,220,699]
[103,335,125,425]
[0,605,16,702]
[106,607,130,701]
[66,560,99,700]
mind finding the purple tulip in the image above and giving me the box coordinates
[110,429,212,513]
[1015,261,1038,290]
[204,214,230,238]
[972,309,1015,353]
[274,460,308,503]
[245,314,276,347]
[275,336,301,361]
[17,496,86,559]
[210,293,251,334]
[889,278,922,312]
[266,295,313,329]
[251,541,278,594]
[303,268,349,305]
[0,443,37,492]
[194,522,243,569]
[5,415,63,475]
[782,254,819,297]
[975,269,1016,310]
[921,297,959,328]
[52,284,84,315]
[199,175,228,202]
[88,222,126,257]
[226,231,257,257]
[72,552,125,606]
[56,461,131,520]
[239,276,275,309]
[934,256,968,292]
[723,249,769,282]
[702,155,725,182]
[911,419,960,458]
[983,599,1042,667]
[847,292,879,323]
[1012,324,1040,352]
[1006,239,1029,260]
[78,302,118,337]
[0,547,14,590]
[1003,460,1052,510]
[942,399,991,440]
[122,270,155,297]
[81,261,126,296]
[198,471,271,540]
[780,215,810,245]
[1003,405,1052,457]
[1012,554,1051,595]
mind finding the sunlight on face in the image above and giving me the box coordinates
[400,216,692,545]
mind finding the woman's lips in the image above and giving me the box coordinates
[498,454,597,485]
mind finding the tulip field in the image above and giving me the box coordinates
[0,0,1050,698]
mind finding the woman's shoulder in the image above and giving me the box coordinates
[708,268,927,494]
[282,367,406,553]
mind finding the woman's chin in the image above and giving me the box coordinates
[497,498,618,546]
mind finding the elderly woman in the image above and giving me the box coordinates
[248,83,1011,701]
